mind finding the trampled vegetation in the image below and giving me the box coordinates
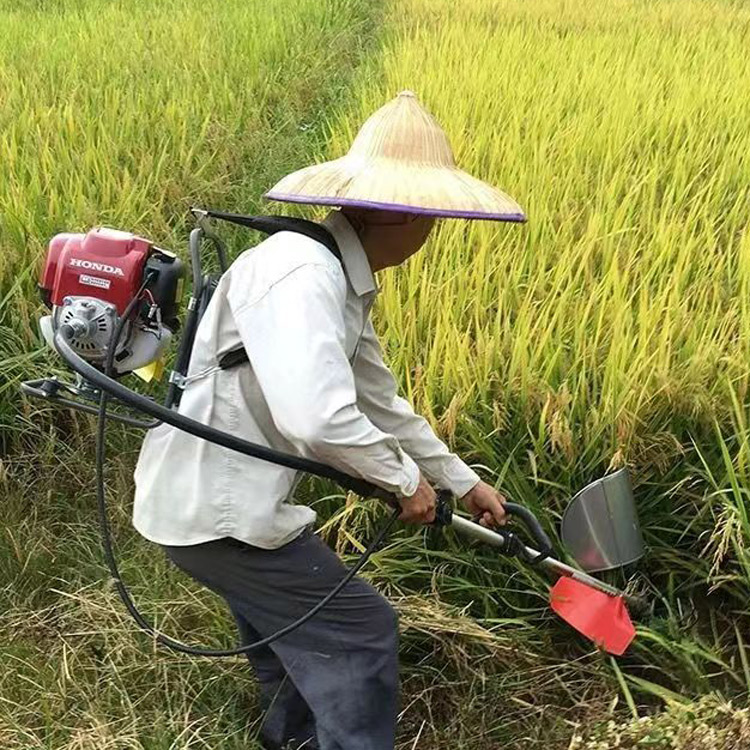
[2,0,750,747]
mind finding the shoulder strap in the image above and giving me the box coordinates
[194,208,343,371]
[196,208,342,264]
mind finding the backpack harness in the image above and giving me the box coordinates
[169,209,343,401]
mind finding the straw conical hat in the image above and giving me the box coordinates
[264,90,525,222]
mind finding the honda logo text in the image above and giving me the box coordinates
[70,258,125,277]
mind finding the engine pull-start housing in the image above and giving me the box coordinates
[37,227,184,375]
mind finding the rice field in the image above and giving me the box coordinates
[2,0,750,747]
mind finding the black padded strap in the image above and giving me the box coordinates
[198,208,342,263]
[217,347,251,370]
[198,208,344,371]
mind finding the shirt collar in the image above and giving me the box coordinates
[320,209,378,297]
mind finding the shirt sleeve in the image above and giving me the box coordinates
[228,261,421,498]
[352,318,481,499]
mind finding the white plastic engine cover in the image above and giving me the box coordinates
[114,321,172,373]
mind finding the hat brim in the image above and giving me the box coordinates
[264,156,526,222]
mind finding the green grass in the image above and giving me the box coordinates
[2,0,750,747]
[0,0,390,747]
[572,693,750,748]
[345,0,750,735]
[0,0,379,444]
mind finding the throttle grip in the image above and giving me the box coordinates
[432,489,454,526]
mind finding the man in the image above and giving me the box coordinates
[133,90,525,750]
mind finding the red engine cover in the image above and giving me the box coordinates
[40,228,152,315]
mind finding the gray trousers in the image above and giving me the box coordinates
[162,527,399,750]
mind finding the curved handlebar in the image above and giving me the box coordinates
[503,501,553,552]
[433,494,553,555]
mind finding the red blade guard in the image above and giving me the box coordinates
[550,577,636,656]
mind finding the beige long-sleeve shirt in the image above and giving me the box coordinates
[132,209,480,548]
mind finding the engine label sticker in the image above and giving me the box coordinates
[79,274,111,290]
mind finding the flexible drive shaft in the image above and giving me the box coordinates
[56,314,401,657]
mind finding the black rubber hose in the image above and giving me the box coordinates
[54,324,395,504]
[78,283,402,657]
[164,296,200,408]
[165,227,205,409]
[94,386,399,656]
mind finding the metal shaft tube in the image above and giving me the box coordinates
[449,514,646,611]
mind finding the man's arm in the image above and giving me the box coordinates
[228,261,422,499]
[353,319,507,525]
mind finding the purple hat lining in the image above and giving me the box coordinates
[263,191,527,223]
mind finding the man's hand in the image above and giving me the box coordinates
[460,481,507,528]
[398,473,437,524]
